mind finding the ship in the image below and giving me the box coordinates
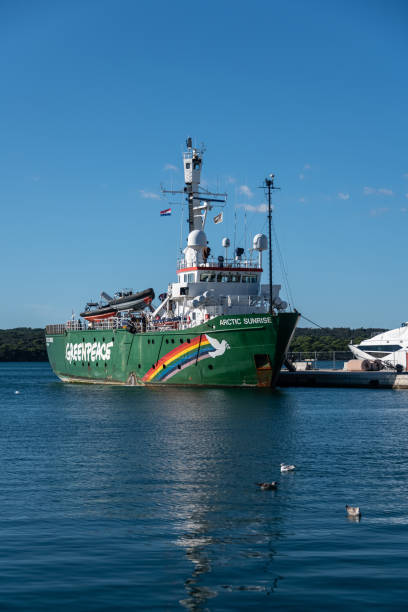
[349,324,408,371]
[45,138,300,387]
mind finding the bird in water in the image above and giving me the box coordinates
[345,505,361,518]
[280,463,296,472]
[256,482,278,490]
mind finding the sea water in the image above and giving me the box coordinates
[0,362,407,611]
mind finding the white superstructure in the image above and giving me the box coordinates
[349,324,408,370]
[153,138,289,328]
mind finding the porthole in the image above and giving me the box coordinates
[152,339,155,344]
[93,338,96,342]
[148,339,150,344]
[82,362,84,366]
[187,338,190,343]
[88,362,90,366]
[162,364,166,369]
[111,338,114,342]
[104,363,107,368]
[152,364,155,369]
[138,364,141,369]
[177,364,181,370]
[208,364,213,370]
[102,337,105,342]
[180,338,183,343]
[165,339,169,344]
[82,337,85,342]
[171,339,175,344]
[96,363,98,367]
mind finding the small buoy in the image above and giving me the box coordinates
[256,482,278,490]
[14,391,20,395]
[280,463,296,472]
[346,505,361,518]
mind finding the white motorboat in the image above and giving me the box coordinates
[349,323,408,370]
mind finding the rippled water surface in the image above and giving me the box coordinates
[1,363,408,610]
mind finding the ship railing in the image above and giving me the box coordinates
[49,313,255,335]
[88,318,124,330]
[46,324,66,335]
[177,257,261,271]
[46,318,128,334]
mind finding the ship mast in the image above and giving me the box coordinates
[263,174,280,314]
[162,137,226,231]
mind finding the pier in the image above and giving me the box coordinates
[278,369,408,389]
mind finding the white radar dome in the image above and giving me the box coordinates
[222,237,230,248]
[253,233,268,251]
[187,230,207,249]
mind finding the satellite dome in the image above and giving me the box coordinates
[187,230,207,249]
[222,237,230,248]
[253,233,268,251]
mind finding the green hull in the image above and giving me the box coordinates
[46,313,299,388]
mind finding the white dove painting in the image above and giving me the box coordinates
[205,335,230,358]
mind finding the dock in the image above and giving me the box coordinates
[278,369,408,389]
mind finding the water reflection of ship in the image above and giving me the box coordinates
[172,463,287,609]
[139,387,291,608]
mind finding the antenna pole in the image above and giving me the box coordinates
[266,178,273,314]
[262,174,279,315]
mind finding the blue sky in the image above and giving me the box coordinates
[1,0,407,329]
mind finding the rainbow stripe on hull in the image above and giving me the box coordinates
[142,334,216,382]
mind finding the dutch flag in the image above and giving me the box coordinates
[160,208,172,216]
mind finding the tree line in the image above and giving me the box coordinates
[0,326,387,362]
[0,328,47,361]
[290,327,386,354]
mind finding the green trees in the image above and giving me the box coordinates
[0,328,47,362]
[290,327,386,353]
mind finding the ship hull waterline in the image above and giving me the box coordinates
[46,313,299,388]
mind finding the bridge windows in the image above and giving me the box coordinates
[200,272,216,282]
[242,275,258,283]
[217,273,231,283]
[199,272,256,283]
[183,270,261,285]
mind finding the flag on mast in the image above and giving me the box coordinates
[213,212,223,224]
[160,208,172,216]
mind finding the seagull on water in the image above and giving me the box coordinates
[280,463,296,472]
[256,482,278,490]
[346,505,361,518]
